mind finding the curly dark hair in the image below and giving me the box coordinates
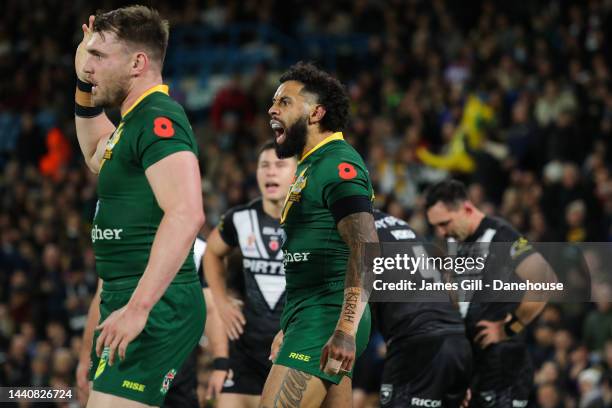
[279,62,349,133]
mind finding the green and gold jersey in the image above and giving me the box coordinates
[92,85,199,287]
[280,132,374,303]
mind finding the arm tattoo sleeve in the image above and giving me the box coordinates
[336,211,379,331]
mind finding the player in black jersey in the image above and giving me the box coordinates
[425,180,556,408]
[203,142,296,408]
[370,209,472,408]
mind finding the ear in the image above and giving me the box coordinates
[130,52,149,76]
[463,201,474,213]
[309,105,326,125]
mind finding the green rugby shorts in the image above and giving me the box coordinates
[88,280,205,406]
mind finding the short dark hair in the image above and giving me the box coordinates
[279,62,349,133]
[94,5,169,65]
[425,179,468,210]
[257,140,296,160]
[257,141,276,159]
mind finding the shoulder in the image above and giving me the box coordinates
[488,216,522,242]
[312,141,368,179]
[321,140,366,164]
[373,210,419,241]
[222,199,260,221]
[140,95,191,129]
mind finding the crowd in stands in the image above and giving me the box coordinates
[1,0,611,406]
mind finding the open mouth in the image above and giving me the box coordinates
[265,182,280,193]
[270,120,286,144]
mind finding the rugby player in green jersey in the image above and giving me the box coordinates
[260,62,379,407]
[73,6,205,408]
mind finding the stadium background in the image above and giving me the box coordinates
[0,0,611,406]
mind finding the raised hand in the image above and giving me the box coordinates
[75,15,95,81]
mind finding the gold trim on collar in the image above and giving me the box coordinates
[299,132,344,163]
[122,84,169,118]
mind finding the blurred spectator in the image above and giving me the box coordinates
[0,1,610,405]
[578,368,604,408]
[538,383,564,408]
[583,284,612,352]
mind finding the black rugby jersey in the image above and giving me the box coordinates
[372,210,464,344]
[218,198,285,352]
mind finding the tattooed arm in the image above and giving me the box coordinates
[320,211,379,375]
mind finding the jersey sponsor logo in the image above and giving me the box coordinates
[281,167,308,224]
[91,225,123,242]
[390,229,416,240]
[122,380,145,392]
[411,398,442,407]
[380,384,393,405]
[243,259,284,275]
[375,215,408,230]
[512,401,528,408]
[263,226,283,236]
[283,251,311,264]
[160,368,176,395]
[288,352,311,362]
[153,117,175,138]
[338,162,357,180]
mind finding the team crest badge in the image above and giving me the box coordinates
[269,237,279,251]
[479,390,496,407]
[281,167,309,223]
[160,369,177,395]
[380,384,393,405]
[103,123,124,160]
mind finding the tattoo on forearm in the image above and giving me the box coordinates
[342,289,360,324]
[273,369,312,408]
[337,212,378,289]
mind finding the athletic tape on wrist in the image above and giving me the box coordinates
[75,78,103,118]
[213,357,230,371]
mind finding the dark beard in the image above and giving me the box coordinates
[94,77,129,109]
[274,116,307,159]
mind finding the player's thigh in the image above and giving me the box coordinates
[322,375,352,408]
[218,393,261,408]
[87,390,156,408]
[260,364,328,408]
[90,283,205,406]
